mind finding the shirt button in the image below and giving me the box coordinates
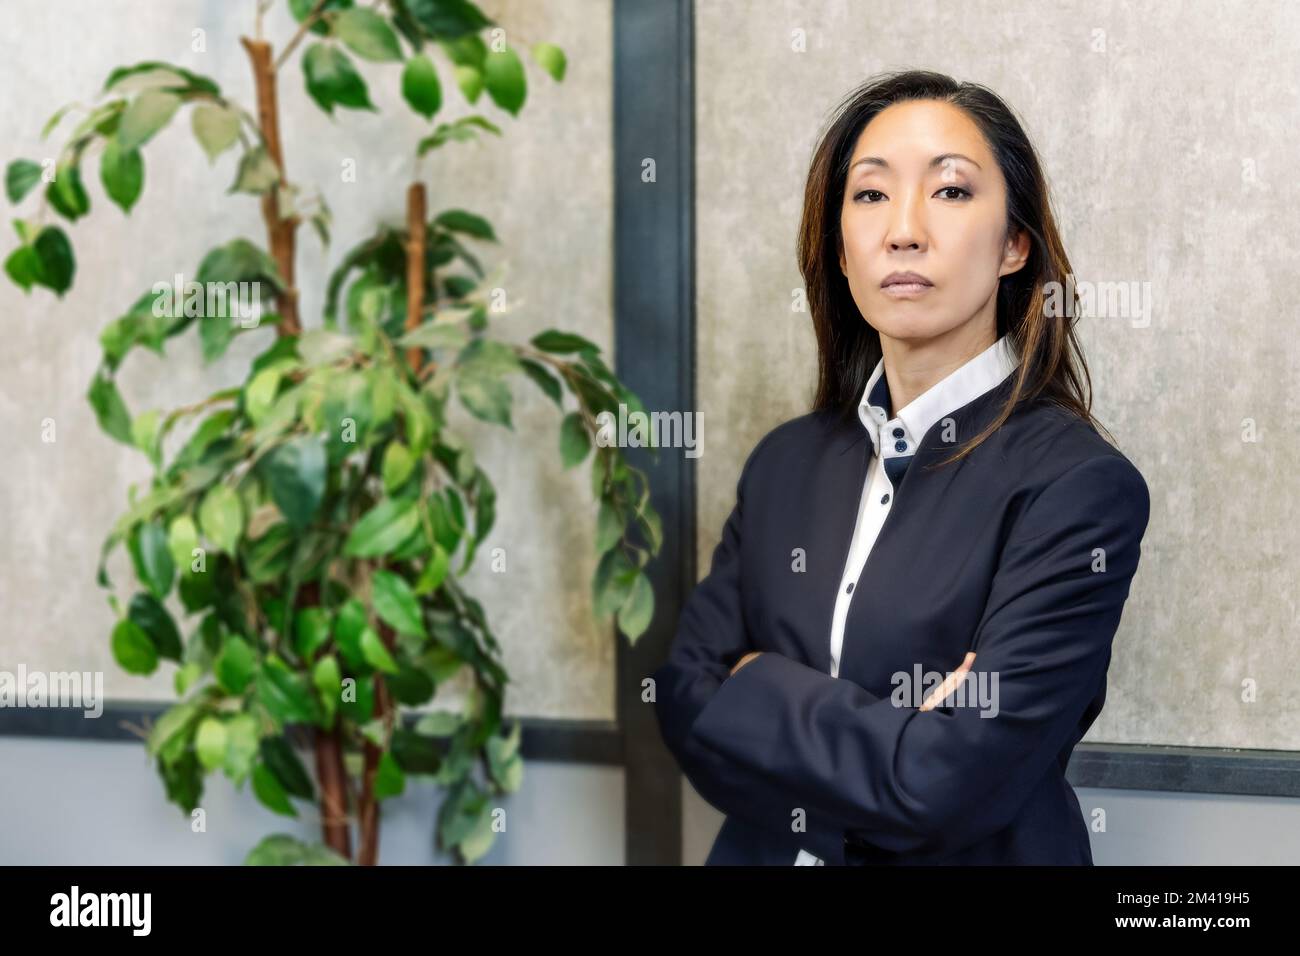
[881,493,890,504]
[892,427,904,438]
[894,439,907,452]
[846,582,854,593]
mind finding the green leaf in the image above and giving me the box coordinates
[371,569,425,638]
[100,138,144,213]
[256,656,318,725]
[129,521,175,599]
[174,661,202,695]
[360,626,399,674]
[215,635,257,694]
[288,0,354,35]
[381,441,415,493]
[531,329,600,354]
[294,607,332,660]
[4,243,40,292]
[456,364,512,428]
[103,61,220,96]
[244,523,295,584]
[399,320,469,352]
[487,720,523,791]
[41,104,75,139]
[617,571,655,641]
[131,407,162,463]
[595,499,622,553]
[33,226,75,293]
[172,411,236,470]
[593,546,638,618]
[128,592,183,661]
[302,43,374,114]
[244,367,282,425]
[196,237,285,291]
[117,90,181,150]
[336,8,402,62]
[434,208,495,241]
[111,618,158,674]
[195,717,228,771]
[332,599,367,668]
[559,411,590,468]
[198,483,244,554]
[20,226,76,296]
[146,701,200,759]
[260,736,314,799]
[251,763,297,816]
[531,42,566,82]
[514,356,561,405]
[416,114,500,154]
[344,498,420,558]
[259,435,327,529]
[414,543,450,596]
[401,54,442,118]
[312,655,341,724]
[483,46,526,115]
[374,751,405,799]
[223,713,259,782]
[87,370,133,444]
[413,1,490,38]
[6,159,43,204]
[454,64,483,103]
[46,164,89,221]
[244,833,352,865]
[191,103,241,162]
[230,146,279,194]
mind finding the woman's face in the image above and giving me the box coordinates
[838,99,1027,343]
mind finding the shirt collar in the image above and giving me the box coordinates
[858,334,1020,458]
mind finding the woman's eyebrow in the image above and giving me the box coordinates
[851,152,983,171]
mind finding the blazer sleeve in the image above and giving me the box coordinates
[650,428,850,863]
[687,453,1151,858]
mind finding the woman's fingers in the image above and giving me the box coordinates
[919,651,977,711]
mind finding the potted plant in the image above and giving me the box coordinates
[4,0,661,865]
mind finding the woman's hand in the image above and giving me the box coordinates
[730,651,763,676]
[919,652,977,711]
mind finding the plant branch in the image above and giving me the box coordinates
[240,36,301,336]
[275,0,330,71]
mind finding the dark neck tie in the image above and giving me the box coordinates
[883,451,914,488]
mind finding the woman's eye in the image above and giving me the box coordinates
[853,186,970,203]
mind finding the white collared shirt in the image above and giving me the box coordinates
[793,334,1020,865]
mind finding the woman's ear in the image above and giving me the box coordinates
[998,227,1030,279]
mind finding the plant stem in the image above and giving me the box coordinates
[404,181,428,371]
[356,180,432,865]
[275,0,330,70]
[313,719,354,859]
[240,36,301,336]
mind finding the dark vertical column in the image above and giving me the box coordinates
[613,0,695,865]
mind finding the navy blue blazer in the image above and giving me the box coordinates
[652,374,1151,865]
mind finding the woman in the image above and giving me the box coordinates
[652,70,1151,866]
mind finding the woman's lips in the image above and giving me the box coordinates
[881,282,933,298]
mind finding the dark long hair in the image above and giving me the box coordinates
[799,69,1115,466]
